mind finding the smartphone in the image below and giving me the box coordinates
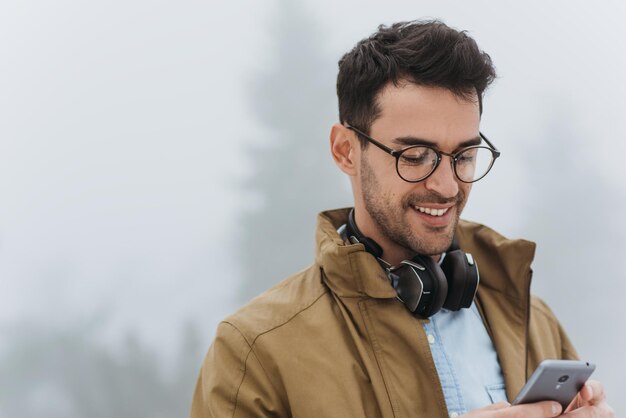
[512,360,595,411]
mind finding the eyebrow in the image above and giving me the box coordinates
[392,135,483,150]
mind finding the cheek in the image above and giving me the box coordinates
[361,155,396,189]
[459,183,472,204]
[374,160,397,183]
[379,174,416,202]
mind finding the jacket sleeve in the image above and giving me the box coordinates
[189,322,288,418]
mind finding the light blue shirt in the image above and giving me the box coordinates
[422,303,508,417]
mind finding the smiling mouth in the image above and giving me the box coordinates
[413,205,450,217]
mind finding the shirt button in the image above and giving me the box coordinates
[449,412,459,418]
[427,334,436,344]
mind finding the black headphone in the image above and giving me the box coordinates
[343,209,479,318]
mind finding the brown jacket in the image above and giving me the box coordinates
[190,208,577,418]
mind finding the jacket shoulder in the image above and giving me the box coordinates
[530,295,558,319]
[222,264,330,346]
[457,219,536,252]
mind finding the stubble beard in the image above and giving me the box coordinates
[360,154,466,258]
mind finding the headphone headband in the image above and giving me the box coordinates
[346,209,383,258]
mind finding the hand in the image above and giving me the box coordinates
[563,380,614,417]
[463,400,562,417]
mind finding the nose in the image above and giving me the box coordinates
[423,155,459,198]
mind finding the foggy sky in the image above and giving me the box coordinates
[1,0,625,415]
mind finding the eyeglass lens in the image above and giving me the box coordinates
[397,146,494,182]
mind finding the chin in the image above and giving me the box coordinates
[415,238,454,256]
[411,224,457,255]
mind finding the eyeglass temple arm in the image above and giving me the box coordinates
[345,125,397,155]
[480,132,500,157]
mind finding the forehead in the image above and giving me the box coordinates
[371,82,480,148]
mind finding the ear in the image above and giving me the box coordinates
[330,123,359,176]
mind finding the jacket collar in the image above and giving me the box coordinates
[315,208,398,298]
[316,208,535,300]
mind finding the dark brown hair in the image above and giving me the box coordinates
[337,20,496,143]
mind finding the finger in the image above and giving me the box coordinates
[509,400,562,417]
[564,393,581,413]
[580,384,593,403]
[562,406,590,417]
[564,380,606,413]
[581,380,605,403]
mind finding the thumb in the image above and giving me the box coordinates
[580,383,593,402]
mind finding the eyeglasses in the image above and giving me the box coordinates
[346,125,500,183]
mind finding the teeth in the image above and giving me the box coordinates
[414,206,449,217]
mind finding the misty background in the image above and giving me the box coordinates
[1,0,625,416]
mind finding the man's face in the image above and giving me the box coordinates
[354,83,480,262]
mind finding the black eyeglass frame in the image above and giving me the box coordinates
[346,125,501,184]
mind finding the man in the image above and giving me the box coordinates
[190,20,613,417]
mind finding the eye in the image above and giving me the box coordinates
[400,155,428,165]
[457,148,477,164]
[399,147,435,166]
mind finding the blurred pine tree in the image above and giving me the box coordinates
[238,0,350,302]
[0,318,203,418]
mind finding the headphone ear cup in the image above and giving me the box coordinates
[413,255,448,317]
[440,250,479,310]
